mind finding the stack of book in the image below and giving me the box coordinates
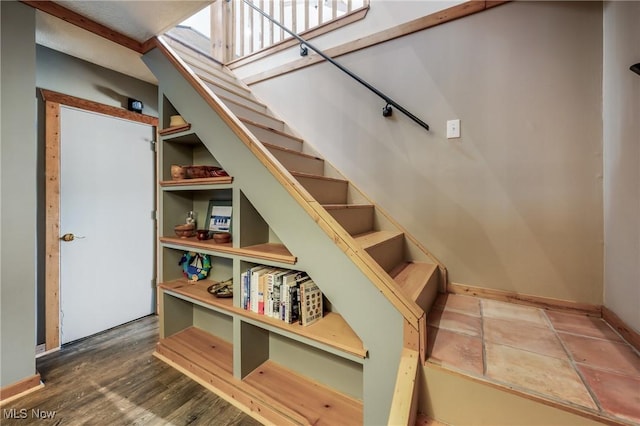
[240,266,323,326]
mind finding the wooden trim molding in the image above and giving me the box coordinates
[602,306,640,352]
[0,374,42,404]
[41,89,157,351]
[20,1,156,54]
[243,1,509,85]
[44,100,61,351]
[40,90,158,126]
[388,348,419,426]
[448,282,602,317]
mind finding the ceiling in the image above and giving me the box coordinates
[34,1,211,84]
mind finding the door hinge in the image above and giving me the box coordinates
[151,278,157,287]
[150,140,157,151]
[151,210,158,220]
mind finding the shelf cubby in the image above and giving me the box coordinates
[161,188,232,238]
[157,326,233,376]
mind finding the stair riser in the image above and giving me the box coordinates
[365,235,405,273]
[327,208,374,236]
[224,103,284,131]
[243,123,302,151]
[415,269,439,314]
[204,82,265,112]
[268,148,324,175]
[198,72,252,98]
[295,177,348,205]
[168,44,234,79]
[394,263,440,315]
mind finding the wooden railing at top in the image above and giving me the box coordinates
[228,0,367,60]
[150,35,428,358]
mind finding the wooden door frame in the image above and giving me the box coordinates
[42,89,158,350]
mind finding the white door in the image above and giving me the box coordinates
[59,106,155,344]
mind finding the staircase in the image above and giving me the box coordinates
[146,35,447,424]
[163,36,445,335]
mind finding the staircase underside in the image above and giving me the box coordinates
[146,36,640,426]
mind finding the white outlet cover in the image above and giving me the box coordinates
[447,119,461,139]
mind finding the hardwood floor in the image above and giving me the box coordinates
[1,316,263,425]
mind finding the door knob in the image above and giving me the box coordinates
[60,233,85,242]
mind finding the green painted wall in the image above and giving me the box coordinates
[1,0,37,388]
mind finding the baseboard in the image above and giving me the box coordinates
[602,306,640,352]
[0,374,43,405]
[448,282,602,316]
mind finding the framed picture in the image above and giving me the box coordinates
[206,200,232,233]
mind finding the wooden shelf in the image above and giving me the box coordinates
[159,279,366,360]
[160,176,233,187]
[244,360,363,426]
[160,236,297,264]
[159,124,191,136]
[160,279,233,311]
[160,131,200,144]
[159,326,232,375]
[235,310,366,360]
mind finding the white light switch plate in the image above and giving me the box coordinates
[447,119,461,139]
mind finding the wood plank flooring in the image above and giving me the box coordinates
[1,315,263,425]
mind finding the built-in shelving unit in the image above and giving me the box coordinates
[155,95,365,424]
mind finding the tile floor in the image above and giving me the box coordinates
[427,294,640,425]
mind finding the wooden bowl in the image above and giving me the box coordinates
[212,232,231,244]
[196,229,211,240]
[174,223,195,238]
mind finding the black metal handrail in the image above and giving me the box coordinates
[240,0,430,131]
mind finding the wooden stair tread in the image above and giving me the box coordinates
[263,142,321,160]
[240,118,304,143]
[354,230,403,250]
[290,171,348,183]
[323,204,373,210]
[187,62,250,92]
[160,327,233,375]
[202,78,260,105]
[243,360,363,426]
[218,96,283,124]
[392,262,439,302]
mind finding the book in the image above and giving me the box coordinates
[280,271,306,322]
[240,270,248,310]
[266,269,286,318]
[289,275,310,324]
[299,280,323,326]
[257,268,275,315]
[249,266,269,313]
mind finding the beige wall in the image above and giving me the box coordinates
[603,2,640,331]
[247,1,605,304]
